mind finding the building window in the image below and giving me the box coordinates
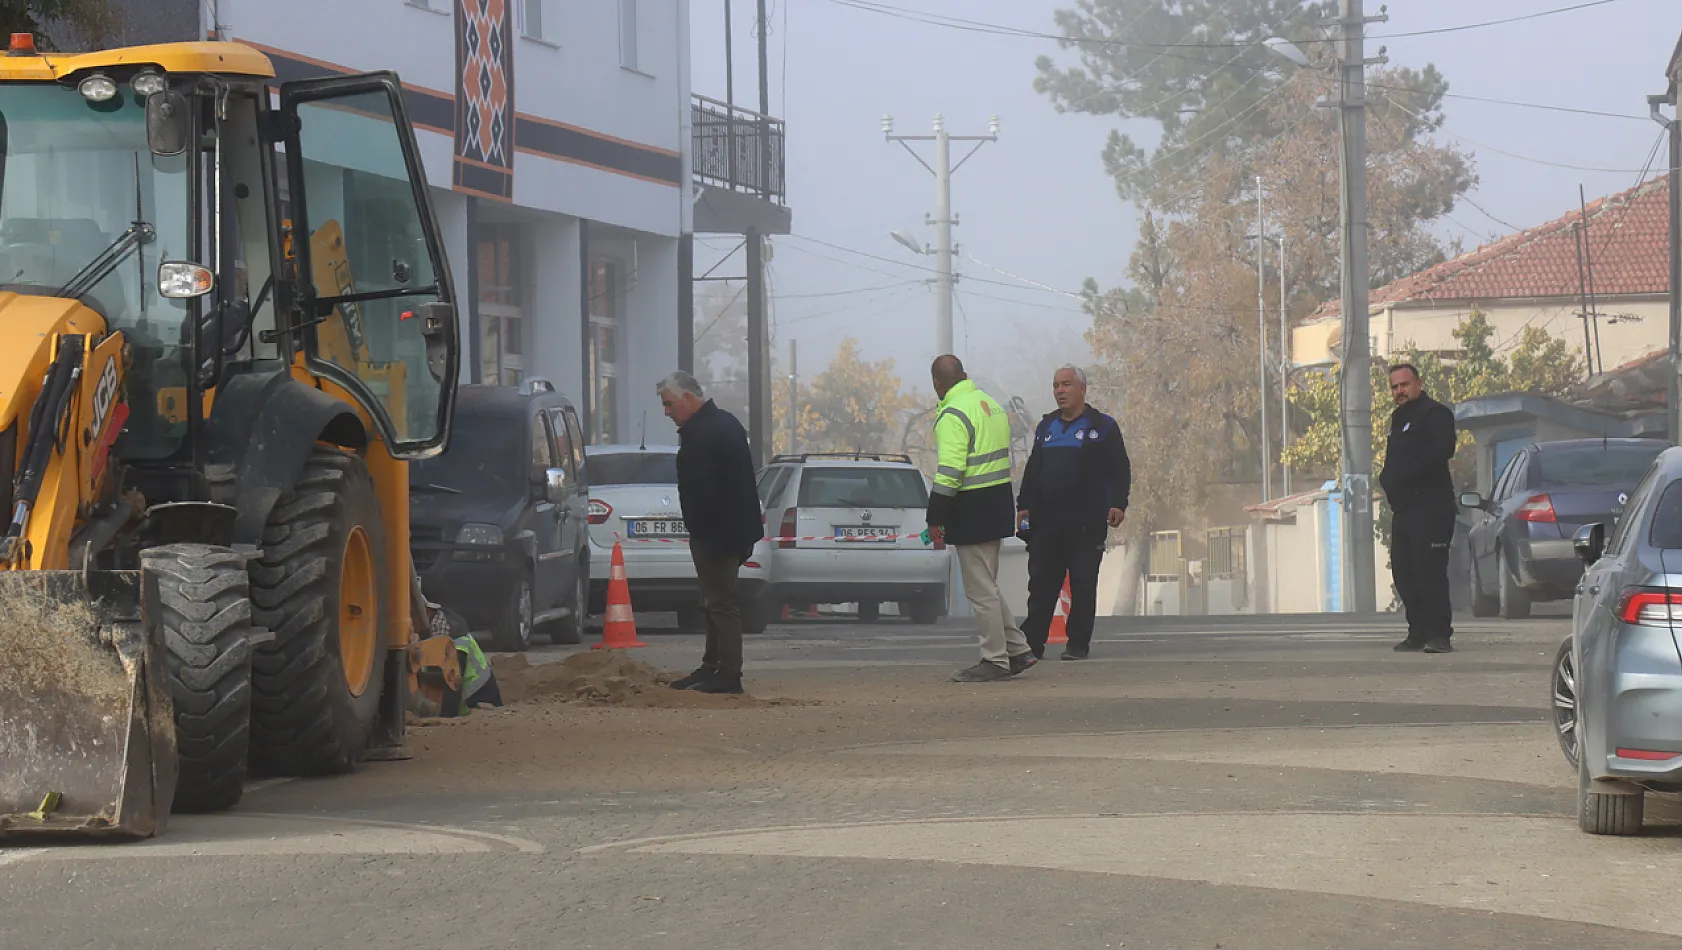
[618,0,638,71]
[517,0,546,40]
[588,258,622,443]
[478,224,525,387]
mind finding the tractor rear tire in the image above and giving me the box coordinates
[249,447,390,776]
[149,543,255,814]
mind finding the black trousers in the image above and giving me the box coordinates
[691,543,744,677]
[1022,524,1106,656]
[1391,504,1456,643]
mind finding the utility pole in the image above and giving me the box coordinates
[1278,230,1290,497]
[786,339,800,454]
[1650,93,1681,442]
[741,0,774,466]
[1256,177,1271,503]
[884,113,999,357]
[1335,0,1385,614]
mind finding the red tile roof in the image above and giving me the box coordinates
[1311,176,1670,322]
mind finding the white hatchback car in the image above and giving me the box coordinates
[583,445,769,633]
[756,453,951,623]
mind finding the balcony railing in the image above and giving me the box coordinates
[692,94,786,204]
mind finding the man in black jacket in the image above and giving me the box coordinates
[660,372,764,693]
[1378,363,1459,654]
[1016,366,1131,660]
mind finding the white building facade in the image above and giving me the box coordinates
[107,0,695,445]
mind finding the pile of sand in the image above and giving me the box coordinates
[488,651,812,709]
[490,651,675,705]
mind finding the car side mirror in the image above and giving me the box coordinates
[544,467,567,504]
[1573,522,1605,565]
[1459,491,1485,511]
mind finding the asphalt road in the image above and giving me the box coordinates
[9,608,1682,949]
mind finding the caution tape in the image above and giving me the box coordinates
[613,532,927,544]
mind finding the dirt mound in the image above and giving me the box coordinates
[488,652,814,709]
[0,578,123,702]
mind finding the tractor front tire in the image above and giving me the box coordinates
[249,447,390,776]
[149,543,256,814]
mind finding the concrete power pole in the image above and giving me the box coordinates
[1256,177,1271,503]
[787,339,798,454]
[1336,0,1386,614]
[884,114,999,357]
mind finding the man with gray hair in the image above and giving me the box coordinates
[1016,365,1130,660]
[659,371,763,693]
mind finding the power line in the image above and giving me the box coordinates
[1389,98,1677,174]
[826,0,1645,124]
[819,0,1625,50]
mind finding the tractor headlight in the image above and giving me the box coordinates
[158,261,214,298]
[78,74,118,103]
[130,70,166,98]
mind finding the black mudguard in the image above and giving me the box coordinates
[204,365,369,549]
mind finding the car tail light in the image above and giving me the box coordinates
[1616,748,1682,760]
[1516,493,1556,523]
[587,499,612,525]
[779,507,799,549]
[744,560,761,569]
[1616,588,1682,625]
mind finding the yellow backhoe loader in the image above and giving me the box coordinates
[0,37,465,838]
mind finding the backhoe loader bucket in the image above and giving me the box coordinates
[0,567,177,838]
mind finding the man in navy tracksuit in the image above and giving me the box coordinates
[1017,366,1131,660]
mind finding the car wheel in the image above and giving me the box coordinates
[1469,560,1499,618]
[1497,550,1532,620]
[858,600,881,623]
[910,590,942,625]
[1551,637,1579,770]
[488,572,535,652]
[1578,740,1643,835]
[551,558,588,645]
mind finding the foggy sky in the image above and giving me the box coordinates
[689,0,1679,415]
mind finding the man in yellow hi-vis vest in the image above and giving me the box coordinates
[926,355,1037,682]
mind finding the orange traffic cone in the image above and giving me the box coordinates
[1047,576,1072,645]
[594,541,646,649]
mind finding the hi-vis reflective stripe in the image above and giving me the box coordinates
[931,482,958,497]
[939,407,976,450]
[610,562,628,581]
[607,603,635,623]
[936,465,964,479]
[967,447,1010,466]
[961,469,1012,489]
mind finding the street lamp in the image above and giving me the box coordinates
[1263,36,1311,68]
[890,230,929,256]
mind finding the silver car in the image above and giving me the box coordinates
[757,453,950,623]
[582,445,769,634]
[1554,445,1682,835]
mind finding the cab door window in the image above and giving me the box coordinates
[280,75,458,454]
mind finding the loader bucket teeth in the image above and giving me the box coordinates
[0,568,178,838]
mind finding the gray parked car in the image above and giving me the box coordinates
[1461,438,1667,619]
[1553,445,1682,835]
